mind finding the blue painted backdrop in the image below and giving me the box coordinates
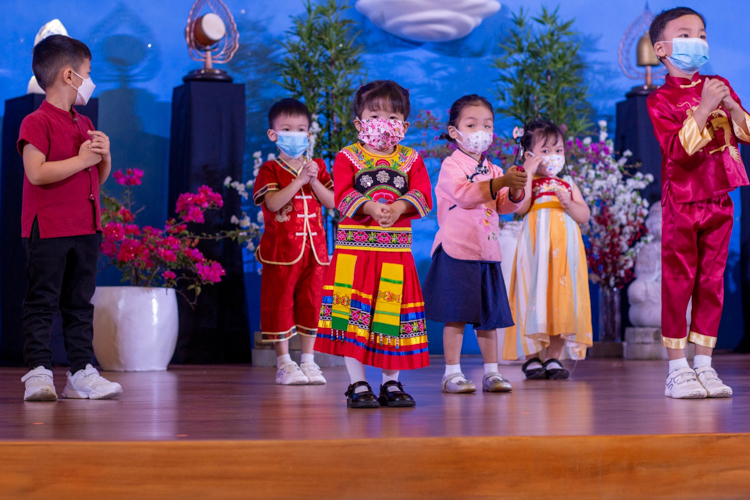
[0,0,747,352]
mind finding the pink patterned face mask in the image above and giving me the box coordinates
[357,118,406,150]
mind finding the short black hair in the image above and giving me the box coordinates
[441,94,494,143]
[268,98,312,130]
[649,7,706,46]
[352,80,411,121]
[32,35,92,91]
[520,120,564,153]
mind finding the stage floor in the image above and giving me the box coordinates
[2,354,749,441]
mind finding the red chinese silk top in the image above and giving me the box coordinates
[253,157,332,265]
[647,73,750,204]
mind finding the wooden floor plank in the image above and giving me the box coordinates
[1,356,749,441]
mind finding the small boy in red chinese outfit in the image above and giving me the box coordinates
[253,98,335,385]
[648,7,750,398]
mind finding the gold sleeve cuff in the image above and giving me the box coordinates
[678,116,712,156]
[732,112,750,142]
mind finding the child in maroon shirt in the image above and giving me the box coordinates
[17,35,122,401]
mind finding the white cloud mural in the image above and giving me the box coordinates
[355,0,501,43]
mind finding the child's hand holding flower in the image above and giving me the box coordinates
[501,166,528,190]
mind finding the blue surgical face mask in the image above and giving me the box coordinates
[275,131,309,159]
[665,38,709,75]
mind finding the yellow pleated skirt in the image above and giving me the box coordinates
[501,204,593,360]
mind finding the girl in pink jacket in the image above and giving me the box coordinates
[423,95,529,394]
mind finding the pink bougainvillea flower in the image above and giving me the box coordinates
[196,261,225,283]
[184,247,205,263]
[118,207,135,223]
[103,222,126,241]
[113,170,127,186]
[162,270,176,280]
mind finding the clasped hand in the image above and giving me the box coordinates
[364,201,404,228]
[78,130,111,166]
[296,160,319,185]
[701,77,737,112]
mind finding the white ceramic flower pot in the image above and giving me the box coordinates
[92,286,179,371]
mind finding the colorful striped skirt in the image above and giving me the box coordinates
[315,236,429,370]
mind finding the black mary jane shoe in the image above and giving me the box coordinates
[543,358,570,380]
[345,381,380,409]
[522,358,547,380]
[378,381,416,408]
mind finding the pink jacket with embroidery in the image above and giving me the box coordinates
[431,149,524,262]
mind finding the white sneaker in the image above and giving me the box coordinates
[22,366,57,401]
[300,361,326,385]
[61,364,123,400]
[665,367,707,399]
[275,361,309,385]
[695,366,733,398]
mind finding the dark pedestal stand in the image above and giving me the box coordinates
[168,81,251,364]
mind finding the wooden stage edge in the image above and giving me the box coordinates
[3,433,750,499]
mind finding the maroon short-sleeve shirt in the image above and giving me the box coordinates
[17,100,102,239]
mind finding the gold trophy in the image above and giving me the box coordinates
[183,0,239,82]
[618,4,665,95]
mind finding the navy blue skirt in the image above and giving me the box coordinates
[423,245,514,330]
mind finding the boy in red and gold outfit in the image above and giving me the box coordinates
[253,98,334,385]
[648,8,750,398]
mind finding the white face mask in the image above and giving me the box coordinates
[530,153,566,176]
[70,70,95,106]
[456,130,493,155]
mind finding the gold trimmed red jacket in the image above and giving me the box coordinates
[253,158,332,265]
[647,73,750,204]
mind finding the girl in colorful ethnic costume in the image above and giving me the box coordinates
[423,95,528,394]
[501,121,593,379]
[253,99,335,386]
[315,81,432,408]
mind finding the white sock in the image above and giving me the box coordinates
[693,355,711,369]
[483,363,498,375]
[668,357,689,373]
[383,370,400,392]
[525,359,543,370]
[276,353,292,369]
[545,359,563,370]
[300,353,314,364]
[345,356,368,393]
[444,363,462,377]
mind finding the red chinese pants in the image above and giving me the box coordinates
[260,246,328,342]
[661,193,733,349]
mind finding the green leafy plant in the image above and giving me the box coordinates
[492,6,594,137]
[276,0,366,166]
